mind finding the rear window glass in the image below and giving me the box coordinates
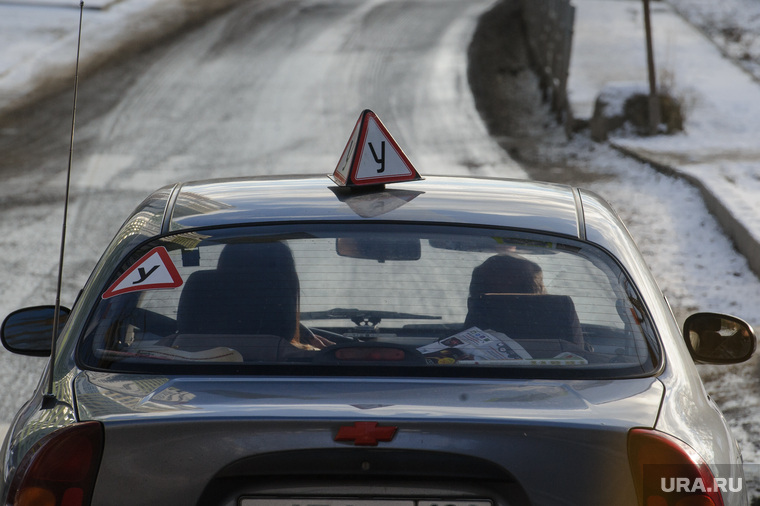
[77,224,659,378]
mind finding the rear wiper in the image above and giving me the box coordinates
[301,308,441,326]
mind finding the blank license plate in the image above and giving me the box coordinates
[242,499,492,506]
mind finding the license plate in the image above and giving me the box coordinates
[241,501,413,506]
[241,499,491,506]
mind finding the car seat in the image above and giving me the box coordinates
[464,293,584,347]
[176,241,299,339]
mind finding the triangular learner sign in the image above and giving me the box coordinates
[102,246,183,299]
[330,110,422,187]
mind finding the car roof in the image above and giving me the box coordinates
[109,174,643,285]
[167,175,583,237]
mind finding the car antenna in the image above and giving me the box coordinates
[44,0,85,409]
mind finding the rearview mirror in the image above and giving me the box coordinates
[336,237,420,262]
[683,312,756,364]
[1,306,71,357]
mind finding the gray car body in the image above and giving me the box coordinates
[0,175,745,505]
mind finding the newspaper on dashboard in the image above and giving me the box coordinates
[417,326,531,365]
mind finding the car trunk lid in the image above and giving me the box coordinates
[75,373,663,505]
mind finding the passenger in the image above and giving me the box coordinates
[468,253,546,300]
[464,253,585,348]
[465,253,547,333]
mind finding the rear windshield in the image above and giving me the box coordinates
[77,224,659,378]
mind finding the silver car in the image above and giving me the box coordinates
[0,120,755,505]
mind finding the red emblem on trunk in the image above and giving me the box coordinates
[335,422,398,446]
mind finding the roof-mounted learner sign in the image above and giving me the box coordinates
[329,109,422,187]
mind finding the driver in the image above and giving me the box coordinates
[216,241,334,351]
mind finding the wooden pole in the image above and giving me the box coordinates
[643,0,661,134]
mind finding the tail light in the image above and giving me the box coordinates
[628,428,724,506]
[6,421,103,506]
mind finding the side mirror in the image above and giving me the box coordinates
[683,312,756,364]
[1,306,71,357]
